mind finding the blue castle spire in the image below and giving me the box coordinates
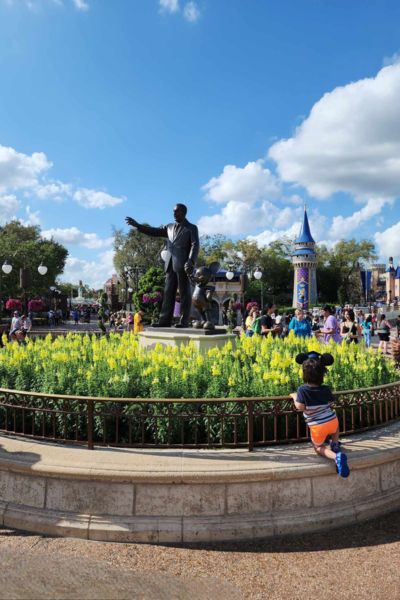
[292,205,317,308]
[295,206,315,245]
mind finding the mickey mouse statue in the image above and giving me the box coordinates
[191,261,220,330]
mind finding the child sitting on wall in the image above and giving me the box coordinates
[290,351,350,478]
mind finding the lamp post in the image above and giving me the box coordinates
[253,267,263,310]
[364,263,369,308]
[0,259,48,314]
[0,261,12,315]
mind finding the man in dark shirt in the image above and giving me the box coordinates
[260,303,281,337]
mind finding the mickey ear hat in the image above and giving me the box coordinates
[295,351,334,366]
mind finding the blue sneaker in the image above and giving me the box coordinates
[335,452,350,478]
[330,441,341,453]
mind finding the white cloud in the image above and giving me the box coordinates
[2,0,89,10]
[198,200,277,236]
[198,160,283,235]
[330,198,391,238]
[183,1,200,22]
[61,249,115,288]
[0,194,20,224]
[374,221,400,259]
[269,62,400,201]
[73,188,124,209]
[202,161,280,205]
[0,143,124,210]
[0,145,51,193]
[24,205,41,226]
[42,226,113,249]
[159,0,179,13]
[34,181,72,201]
[383,51,400,67]
[248,222,300,247]
[72,0,88,10]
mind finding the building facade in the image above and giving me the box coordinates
[292,208,317,309]
[385,257,400,304]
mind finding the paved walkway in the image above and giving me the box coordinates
[0,509,399,599]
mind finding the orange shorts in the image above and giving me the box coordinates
[309,417,339,446]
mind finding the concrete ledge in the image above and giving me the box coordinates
[138,328,235,352]
[0,423,400,542]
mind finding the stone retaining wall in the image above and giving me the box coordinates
[0,424,399,542]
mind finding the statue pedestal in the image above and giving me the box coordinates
[138,327,235,352]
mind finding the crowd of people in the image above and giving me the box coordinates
[241,303,399,353]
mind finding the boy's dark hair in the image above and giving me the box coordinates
[295,351,334,386]
[301,358,326,386]
[266,302,274,310]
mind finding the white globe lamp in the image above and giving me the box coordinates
[38,263,48,276]
[2,261,12,275]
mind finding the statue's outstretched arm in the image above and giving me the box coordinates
[125,217,168,238]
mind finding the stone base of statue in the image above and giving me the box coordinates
[138,326,234,353]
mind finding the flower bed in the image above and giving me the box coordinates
[0,331,397,398]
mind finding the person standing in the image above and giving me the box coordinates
[245,306,258,336]
[377,314,391,353]
[125,312,134,332]
[340,309,360,344]
[260,303,281,337]
[361,314,373,348]
[289,309,312,338]
[317,305,342,344]
[126,204,199,328]
[134,309,145,334]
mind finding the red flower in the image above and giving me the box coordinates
[5,298,23,311]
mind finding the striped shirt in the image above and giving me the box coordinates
[296,384,336,426]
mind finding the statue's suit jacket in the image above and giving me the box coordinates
[135,219,199,273]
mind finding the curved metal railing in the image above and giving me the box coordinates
[0,381,399,450]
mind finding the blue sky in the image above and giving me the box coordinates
[0,0,400,287]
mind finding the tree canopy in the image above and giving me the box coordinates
[113,226,165,286]
[0,221,68,301]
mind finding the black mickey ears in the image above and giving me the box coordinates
[295,351,334,366]
[295,353,309,364]
[321,353,334,366]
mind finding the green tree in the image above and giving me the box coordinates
[113,226,165,287]
[133,267,165,320]
[333,240,376,304]
[0,221,68,303]
[197,235,230,265]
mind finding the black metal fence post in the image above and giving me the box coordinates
[87,400,94,450]
[247,400,254,452]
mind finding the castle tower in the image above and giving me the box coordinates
[292,207,317,309]
[385,257,397,303]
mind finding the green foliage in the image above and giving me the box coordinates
[0,221,68,301]
[1,332,397,445]
[113,226,164,279]
[316,239,376,304]
[133,266,164,315]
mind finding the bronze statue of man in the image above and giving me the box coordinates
[126,204,199,328]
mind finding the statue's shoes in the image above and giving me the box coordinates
[175,323,190,328]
